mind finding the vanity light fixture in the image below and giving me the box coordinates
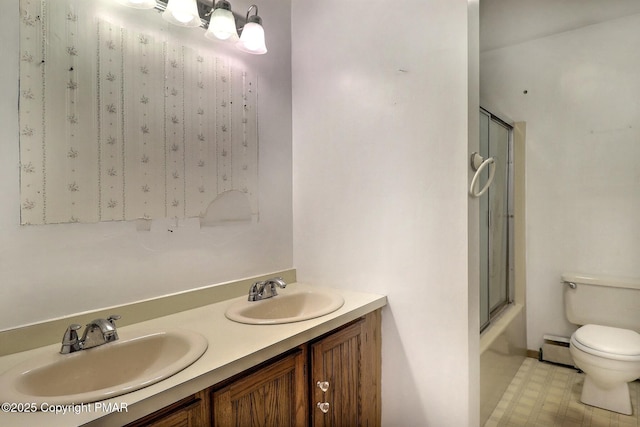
[162,0,201,27]
[113,0,267,55]
[236,5,267,54]
[205,0,239,41]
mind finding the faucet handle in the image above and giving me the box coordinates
[106,315,121,340]
[248,281,266,301]
[64,323,82,337]
[102,315,120,343]
[60,323,82,354]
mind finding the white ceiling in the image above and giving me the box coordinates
[480,0,640,51]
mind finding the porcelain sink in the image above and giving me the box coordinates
[225,288,344,325]
[0,329,207,405]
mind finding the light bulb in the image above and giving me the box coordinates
[205,7,238,41]
[162,0,201,27]
[115,0,156,9]
[173,11,194,23]
[237,21,267,54]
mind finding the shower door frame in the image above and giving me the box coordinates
[479,107,515,332]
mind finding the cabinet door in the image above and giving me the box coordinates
[124,390,210,427]
[311,310,381,427]
[212,347,307,427]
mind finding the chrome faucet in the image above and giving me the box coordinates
[60,315,121,354]
[60,324,82,354]
[248,277,287,301]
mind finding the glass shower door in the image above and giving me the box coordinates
[480,109,512,331]
[480,110,490,329]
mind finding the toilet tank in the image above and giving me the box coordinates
[562,273,640,332]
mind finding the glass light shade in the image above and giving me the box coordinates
[237,22,267,54]
[115,0,156,9]
[162,0,201,27]
[116,0,156,9]
[205,8,238,41]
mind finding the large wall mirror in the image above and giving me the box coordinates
[19,0,259,226]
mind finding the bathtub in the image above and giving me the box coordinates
[480,303,527,424]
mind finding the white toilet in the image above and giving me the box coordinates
[562,273,640,415]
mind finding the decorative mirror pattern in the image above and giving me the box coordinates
[19,0,259,225]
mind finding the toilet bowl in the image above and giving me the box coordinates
[569,324,640,415]
[562,273,640,415]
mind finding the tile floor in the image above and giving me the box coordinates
[485,358,639,427]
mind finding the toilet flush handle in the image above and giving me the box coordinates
[566,281,577,289]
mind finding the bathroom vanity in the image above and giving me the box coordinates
[0,282,386,426]
[126,311,380,426]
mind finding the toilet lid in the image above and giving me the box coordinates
[574,324,640,356]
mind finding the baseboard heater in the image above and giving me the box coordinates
[539,334,575,368]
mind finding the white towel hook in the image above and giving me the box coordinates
[469,152,496,198]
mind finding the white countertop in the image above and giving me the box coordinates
[0,283,386,426]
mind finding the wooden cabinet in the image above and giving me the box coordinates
[128,310,381,427]
[310,310,381,427]
[124,390,210,427]
[212,347,308,427]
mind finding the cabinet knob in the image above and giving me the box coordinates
[317,402,330,414]
[316,380,329,392]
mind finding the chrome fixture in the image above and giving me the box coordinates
[248,277,287,301]
[60,315,121,354]
[114,0,268,55]
[60,324,82,354]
